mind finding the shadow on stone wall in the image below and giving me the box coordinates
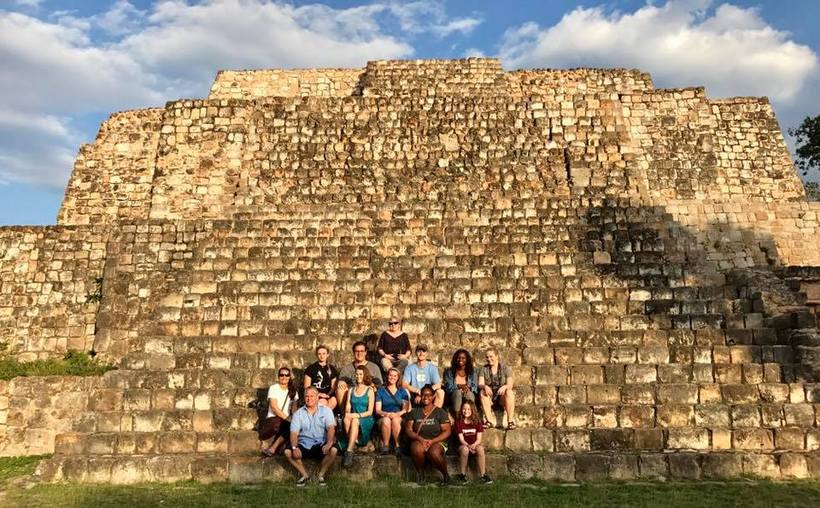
[580,202,819,382]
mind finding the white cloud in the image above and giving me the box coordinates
[2,0,481,188]
[12,0,44,8]
[381,1,482,38]
[499,0,817,102]
[93,0,147,36]
[0,111,76,187]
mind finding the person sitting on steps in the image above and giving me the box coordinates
[443,348,478,415]
[284,386,338,487]
[454,400,493,485]
[336,340,383,412]
[340,366,376,467]
[402,343,445,408]
[478,346,516,429]
[375,367,411,455]
[260,366,299,457]
[377,316,412,375]
[404,384,452,486]
[303,344,339,410]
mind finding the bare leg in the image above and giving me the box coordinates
[269,436,284,453]
[426,444,449,479]
[284,448,308,478]
[479,392,495,426]
[409,441,426,473]
[318,447,339,477]
[476,444,486,475]
[336,381,349,412]
[434,388,445,409]
[346,417,360,452]
[380,357,393,372]
[390,416,402,446]
[318,397,338,411]
[503,390,516,423]
[458,444,469,475]
[380,417,391,447]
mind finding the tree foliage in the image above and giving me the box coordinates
[788,114,820,176]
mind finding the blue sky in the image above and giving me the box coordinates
[1,0,819,225]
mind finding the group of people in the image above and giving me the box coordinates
[258,318,517,487]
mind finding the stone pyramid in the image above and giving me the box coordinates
[1,58,819,482]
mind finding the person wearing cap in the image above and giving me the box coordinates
[402,343,444,408]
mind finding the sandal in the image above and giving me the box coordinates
[261,447,275,458]
[482,420,493,428]
[507,421,517,430]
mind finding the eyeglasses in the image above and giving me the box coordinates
[353,349,366,353]
[278,372,290,377]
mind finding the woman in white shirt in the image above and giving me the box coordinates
[262,367,299,456]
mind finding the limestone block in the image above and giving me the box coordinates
[702,453,742,478]
[669,453,701,479]
[667,428,709,450]
[733,429,774,450]
[539,454,576,481]
[638,454,669,479]
[742,453,780,479]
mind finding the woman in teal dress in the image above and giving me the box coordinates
[341,365,376,467]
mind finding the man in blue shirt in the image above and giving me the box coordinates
[402,343,445,408]
[284,386,338,486]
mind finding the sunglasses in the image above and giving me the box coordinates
[278,372,291,377]
[389,321,399,325]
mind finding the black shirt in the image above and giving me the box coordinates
[304,362,338,395]
[377,332,411,357]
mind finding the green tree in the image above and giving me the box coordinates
[788,114,820,176]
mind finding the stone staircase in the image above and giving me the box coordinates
[36,200,820,482]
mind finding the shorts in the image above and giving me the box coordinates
[290,444,332,460]
[277,420,291,439]
[402,440,448,456]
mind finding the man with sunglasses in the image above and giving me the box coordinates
[284,387,338,487]
[336,340,383,411]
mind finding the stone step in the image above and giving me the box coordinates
[36,450,820,484]
[73,399,819,432]
[52,425,820,459]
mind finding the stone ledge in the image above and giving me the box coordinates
[36,451,820,484]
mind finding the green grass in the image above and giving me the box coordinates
[2,476,819,507]
[0,455,47,483]
[0,351,115,381]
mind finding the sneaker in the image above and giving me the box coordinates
[343,450,354,468]
[480,474,494,485]
[438,475,451,487]
[317,476,327,486]
[296,476,309,487]
[454,473,468,485]
[380,445,390,455]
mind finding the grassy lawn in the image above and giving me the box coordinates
[1,468,819,508]
[0,351,114,381]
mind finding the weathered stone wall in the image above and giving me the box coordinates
[360,58,505,97]
[209,69,363,100]
[56,59,809,226]
[665,200,820,269]
[0,227,108,359]
[0,376,101,456]
[58,109,162,225]
[508,68,654,96]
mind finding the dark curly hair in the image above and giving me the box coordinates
[450,348,474,377]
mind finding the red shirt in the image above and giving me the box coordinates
[455,420,483,445]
